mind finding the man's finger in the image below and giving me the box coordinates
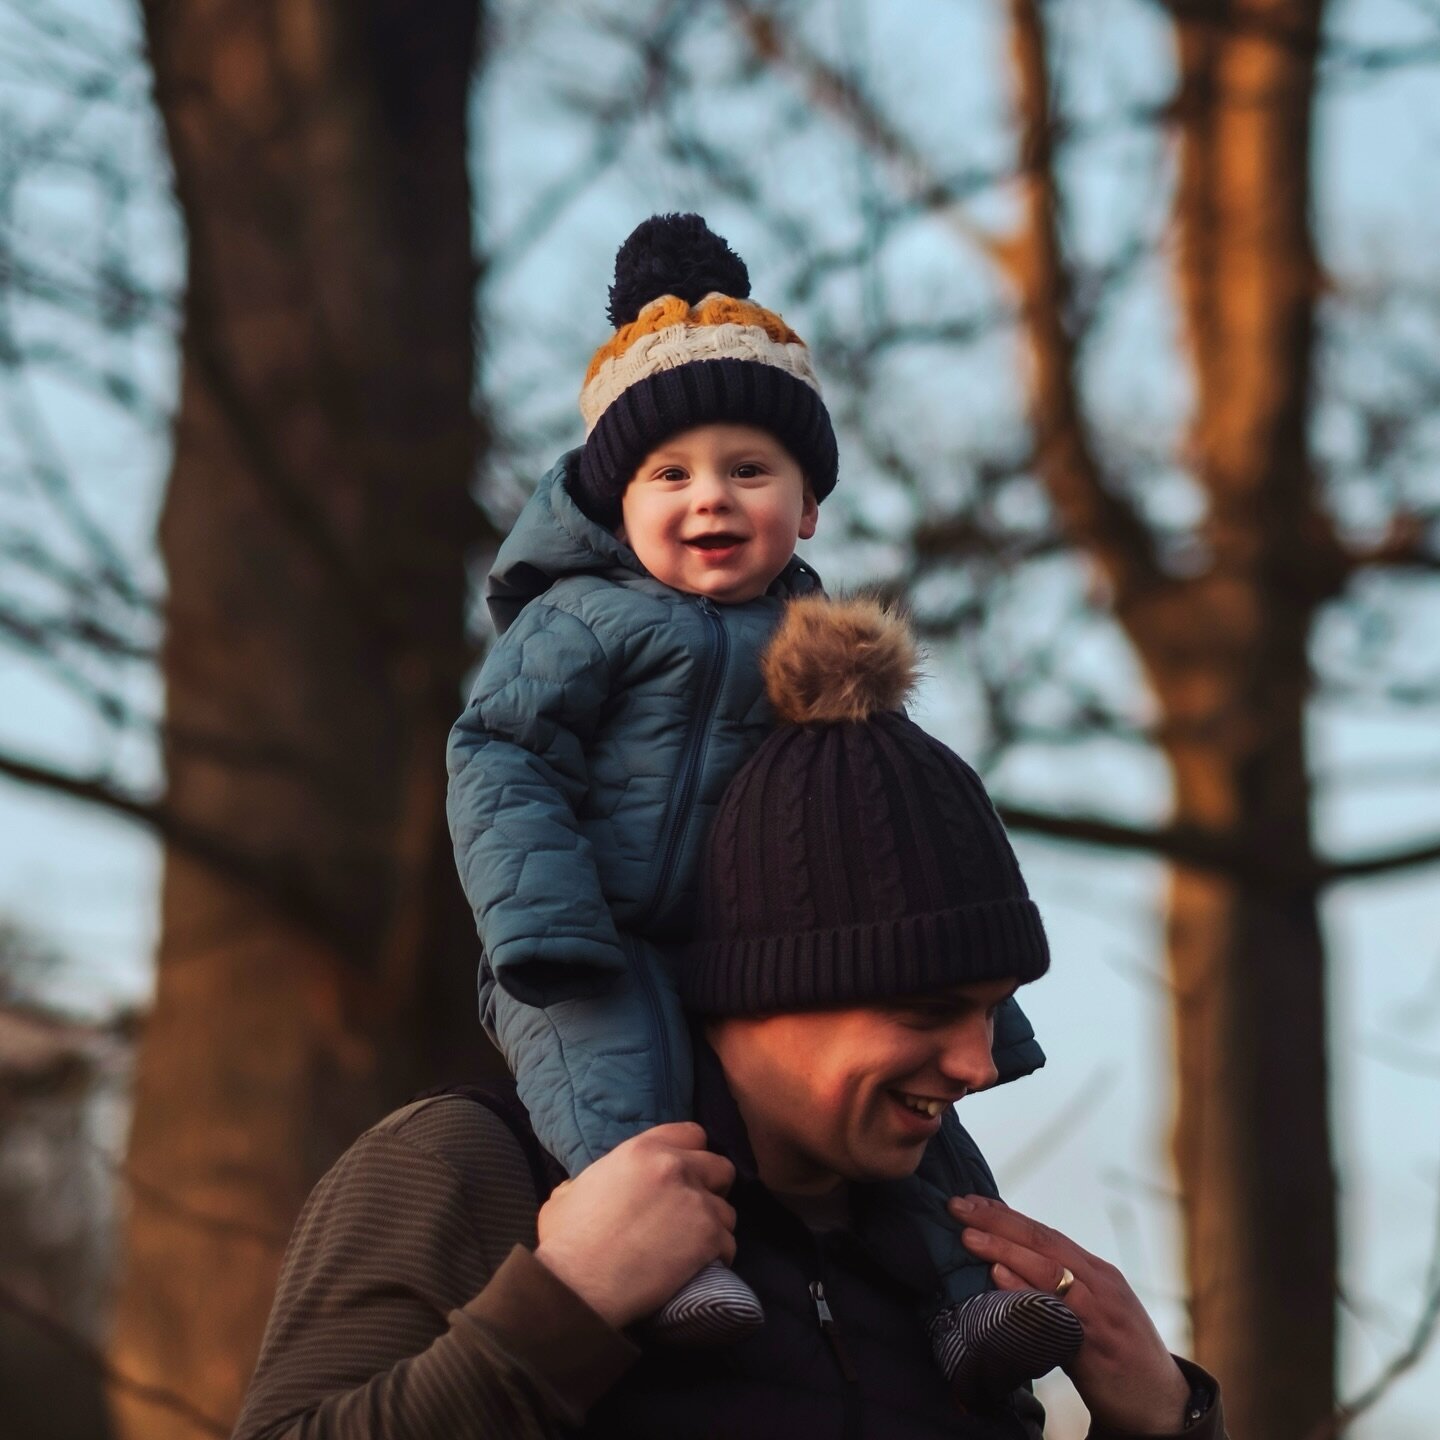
[990,1257,1084,1303]
[960,1225,1063,1291]
[707,1195,737,1235]
[642,1120,710,1149]
[951,1195,1099,1269]
[685,1148,737,1195]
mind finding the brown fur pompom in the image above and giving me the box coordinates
[762,595,921,725]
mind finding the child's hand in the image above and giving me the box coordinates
[535,1122,737,1328]
[950,1194,1192,1433]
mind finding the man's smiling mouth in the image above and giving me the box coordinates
[892,1091,950,1118]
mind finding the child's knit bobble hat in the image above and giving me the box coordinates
[682,596,1050,1016]
[573,213,839,527]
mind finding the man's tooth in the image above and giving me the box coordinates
[898,1093,944,1117]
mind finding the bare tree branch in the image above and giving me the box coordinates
[0,748,353,948]
[1001,801,1440,886]
[726,0,1009,260]
[1002,0,1165,610]
[108,1152,289,1252]
[1302,1176,1440,1440]
[0,1282,229,1438]
[999,1064,1120,1184]
[1323,834,1440,883]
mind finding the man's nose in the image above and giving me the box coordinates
[939,1018,999,1092]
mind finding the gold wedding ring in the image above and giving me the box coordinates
[1055,1266,1076,1297]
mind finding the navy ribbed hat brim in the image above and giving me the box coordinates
[680,898,1049,1017]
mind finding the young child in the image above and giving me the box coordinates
[447,213,1079,1396]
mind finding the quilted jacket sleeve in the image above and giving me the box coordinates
[447,597,625,1006]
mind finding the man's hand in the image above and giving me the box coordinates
[534,1122,738,1329]
[950,1194,1192,1434]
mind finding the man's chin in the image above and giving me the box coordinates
[842,1140,931,1183]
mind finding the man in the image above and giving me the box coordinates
[233,598,1224,1438]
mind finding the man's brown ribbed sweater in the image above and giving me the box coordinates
[232,1095,638,1439]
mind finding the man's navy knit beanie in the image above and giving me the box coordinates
[682,596,1050,1016]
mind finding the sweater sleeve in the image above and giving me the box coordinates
[446,597,624,1006]
[1086,1358,1228,1440]
[232,1103,638,1440]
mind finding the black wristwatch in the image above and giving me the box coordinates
[1182,1378,1215,1430]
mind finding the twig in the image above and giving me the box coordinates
[999,802,1440,886]
[1302,1178,1440,1439]
[999,1065,1119,1185]
[0,748,353,949]
[0,1283,230,1437]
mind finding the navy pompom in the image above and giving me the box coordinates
[606,213,750,328]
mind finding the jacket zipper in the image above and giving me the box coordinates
[631,937,680,1114]
[640,596,728,927]
[631,598,727,1117]
[808,1263,861,1440]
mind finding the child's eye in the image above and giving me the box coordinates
[656,467,687,482]
[734,462,764,478]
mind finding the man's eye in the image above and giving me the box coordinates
[899,1008,950,1029]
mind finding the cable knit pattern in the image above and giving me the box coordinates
[774,733,815,935]
[846,720,908,921]
[682,667,1049,1013]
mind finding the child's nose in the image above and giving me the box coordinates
[691,471,733,510]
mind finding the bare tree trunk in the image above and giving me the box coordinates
[1163,5,1337,1432]
[1163,687,1335,1440]
[111,4,488,1435]
[1005,2,1338,1433]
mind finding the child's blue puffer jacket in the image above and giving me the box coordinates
[447,449,823,1008]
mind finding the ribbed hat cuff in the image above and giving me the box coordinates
[574,358,838,527]
[680,899,1050,1017]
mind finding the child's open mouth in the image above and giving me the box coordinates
[686,534,744,551]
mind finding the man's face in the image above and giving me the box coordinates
[617,423,818,604]
[708,978,1017,1195]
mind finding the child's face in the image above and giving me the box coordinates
[616,423,819,604]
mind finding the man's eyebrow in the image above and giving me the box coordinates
[900,984,1019,1011]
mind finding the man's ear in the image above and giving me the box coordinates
[798,483,819,541]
